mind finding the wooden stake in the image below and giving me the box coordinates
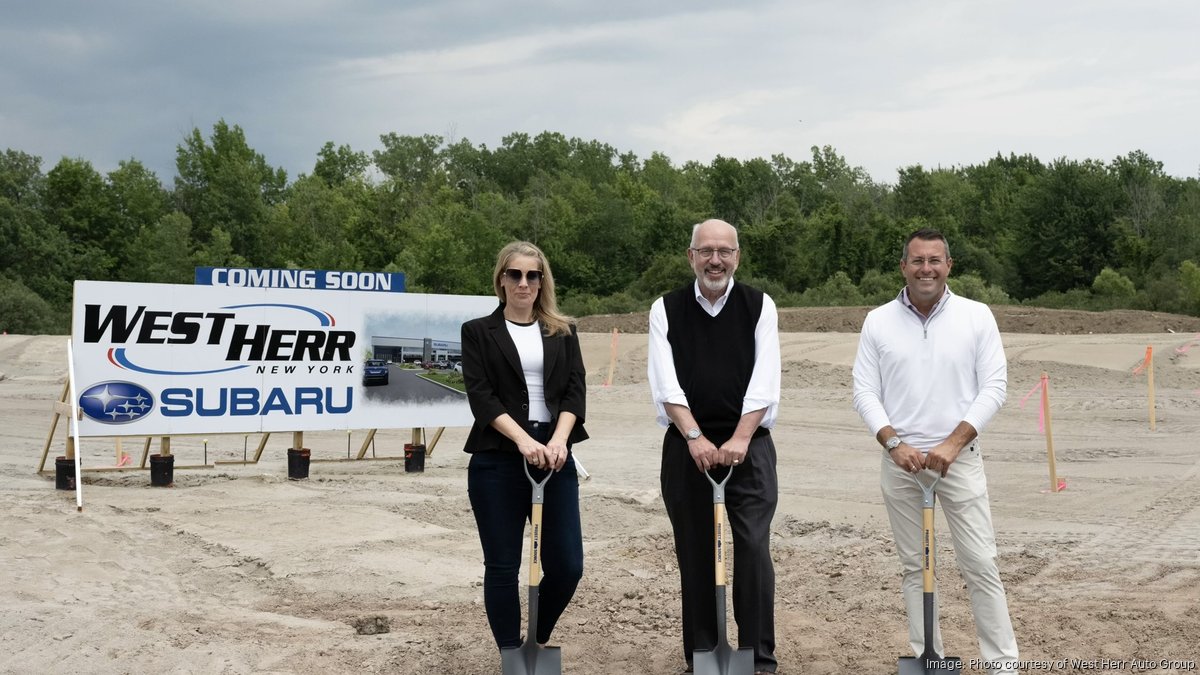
[356,429,377,460]
[604,328,619,386]
[425,427,445,456]
[38,380,71,473]
[253,432,270,463]
[1041,372,1059,493]
[1147,346,1156,431]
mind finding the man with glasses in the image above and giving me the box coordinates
[648,218,781,674]
[852,228,1019,674]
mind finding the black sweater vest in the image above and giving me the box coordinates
[663,282,764,437]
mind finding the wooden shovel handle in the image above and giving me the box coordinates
[523,461,552,587]
[529,502,543,586]
[713,502,728,586]
[922,506,935,592]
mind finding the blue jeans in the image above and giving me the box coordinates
[467,429,583,649]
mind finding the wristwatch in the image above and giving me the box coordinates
[685,427,702,441]
[884,436,902,452]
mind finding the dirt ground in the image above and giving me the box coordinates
[2,306,1199,674]
[577,305,1200,336]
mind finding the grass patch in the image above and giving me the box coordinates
[421,371,466,393]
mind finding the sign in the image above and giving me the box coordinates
[71,280,495,436]
[195,266,406,293]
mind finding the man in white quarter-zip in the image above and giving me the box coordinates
[852,228,1019,675]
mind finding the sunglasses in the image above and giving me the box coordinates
[504,268,543,285]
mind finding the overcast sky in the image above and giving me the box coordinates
[3,0,1198,186]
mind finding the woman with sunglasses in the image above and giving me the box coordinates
[460,240,589,653]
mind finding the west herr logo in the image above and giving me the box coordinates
[79,381,155,424]
[84,303,356,375]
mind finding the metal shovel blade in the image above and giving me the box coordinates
[501,643,562,675]
[694,643,754,675]
[898,654,962,674]
[693,589,754,675]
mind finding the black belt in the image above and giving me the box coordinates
[525,420,553,431]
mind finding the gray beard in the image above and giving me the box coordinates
[699,275,729,293]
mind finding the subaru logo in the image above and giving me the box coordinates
[79,381,155,424]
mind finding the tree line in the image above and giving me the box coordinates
[3,119,1199,334]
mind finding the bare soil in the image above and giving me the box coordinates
[2,308,1199,674]
[578,305,1200,336]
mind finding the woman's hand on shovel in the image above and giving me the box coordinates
[545,438,570,471]
[518,438,553,470]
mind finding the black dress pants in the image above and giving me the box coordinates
[660,430,778,672]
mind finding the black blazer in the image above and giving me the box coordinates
[460,304,588,453]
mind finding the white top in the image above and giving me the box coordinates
[505,320,551,423]
[851,288,1007,450]
[647,279,781,429]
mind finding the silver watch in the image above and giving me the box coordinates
[685,427,702,440]
[884,436,902,452]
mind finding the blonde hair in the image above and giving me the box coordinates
[492,241,575,337]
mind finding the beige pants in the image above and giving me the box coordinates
[881,442,1019,675]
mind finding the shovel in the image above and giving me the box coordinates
[694,466,755,675]
[898,471,962,675]
[501,461,562,675]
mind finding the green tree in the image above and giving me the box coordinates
[1012,159,1122,298]
[107,160,170,270]
[948,273,1011,305]
[0,150,48,281]
[174,120,287,263]
[1091,267,1136,298]
[44,157,117,278]
[373,133,443,187]
[313,142,370,187]
[857,268,902,305]
[1179,260,1200,315]
[390,189,506,295]
[0,149,45,205]
[125,212,197,284]
[0,277,64,334]
[798,271,863,306]
[272,174,369,270]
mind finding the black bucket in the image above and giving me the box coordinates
[150,453,174,487]
[404,444,425,473]
[55,456,76,490]
[287,448,311,480]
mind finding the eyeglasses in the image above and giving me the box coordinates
[906,257,946,267]
[504,269,542,285]
[690,247,738,260]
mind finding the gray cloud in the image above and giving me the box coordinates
[2,0,1197,186]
